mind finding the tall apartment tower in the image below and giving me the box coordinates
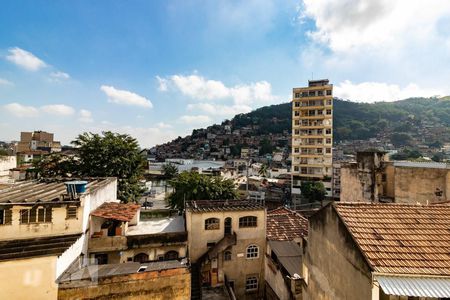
[291,79,333,198]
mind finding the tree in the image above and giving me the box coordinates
[167,171,237,211]
[259,138,273,156]
[162,163,178,178]
[36,131,146,202]
[300,181,326,203]
[72,132,146,202]
[258,164,268,177]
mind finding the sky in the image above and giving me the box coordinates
[1,0,450,147]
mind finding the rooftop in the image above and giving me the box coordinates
[126,216,185,236]
[268,240,302,277]
[335,203,450,276]
[393,161,450,169]
[91,202,140,222]
[267,207,308,241]
[0,233,81,261]
[0,178,116,204]
[186,200,264,213]
[59,260,187,282]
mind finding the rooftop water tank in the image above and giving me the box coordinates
[65,180,88,195]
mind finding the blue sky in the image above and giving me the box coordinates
[1,0,450,147]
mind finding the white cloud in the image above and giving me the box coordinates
[100,85,153,108]
[41,104,75,116]
[159,73,279,105]
[6,47,46,71]
[179,115,212,124]
[3,103,40,118]
[78,109,93,123]
[301,0,450,52]
[156,122,172,129]
[187,103,252,117]
[334,80,445,103]
[0,78,13,86]
[50,71,70,80]
[156,76,168,91]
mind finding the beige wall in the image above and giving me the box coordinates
[394,167,450,204]
[186,208,266,299]
[0,204,82,240]
[340,165,366,202]
[0,256,58,300]
[58,267,190,300]
[265,244,295,300]
[303,205,373,300]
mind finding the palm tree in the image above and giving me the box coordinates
[258,164,268,178]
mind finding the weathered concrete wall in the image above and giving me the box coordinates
[0,255,58,300]
[186,209,266,300]
[394,167,450,204]
[0,156,16,182]
[58,267,190,300]
[340,164,365,202]
[303,205,373,300]
[264,245,292,300]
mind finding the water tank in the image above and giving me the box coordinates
[65,180,88,195]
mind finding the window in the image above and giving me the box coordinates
[294,111,300,116]
[294,92,300,98]
[224,250,232,261]
[326,99,332,105]
[205,218,220,230]
[0,208,12,225]
[326,138,331,144]
[301,92,308,97]
[133,253,149,263]
[326,148,331,154]
[245,276,258,291]
[246,245,259,259]
[294,101,300,107]
[66,206,78,219]
[326,89,332,95]
[20,207,51,224]
[164,251,179,260]
[239,216,257,228]
[326,129,331,135]
[317,90,324,96]
[294,148,299,153]
[326,109,332,115]
[308,91,315,97]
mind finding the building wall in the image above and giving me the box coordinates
[264,245,293,300]
[0,204,83,240]
[303,205,373,300]
[58,267,190,300]
[0,256,58,300]
[394,167,450,204]
[186,209,266,299]
[0,156,16,183]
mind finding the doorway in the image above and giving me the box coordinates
[224,217,232,235]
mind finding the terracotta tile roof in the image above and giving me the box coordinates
[91,202,140,222]
[267,207,308,241]
[335,203,450,276]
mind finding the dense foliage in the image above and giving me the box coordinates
[35,131,146,202]
[300,181,326,203]
[162,163,178,178]
[228,97,450,143]
[167,171,237,211]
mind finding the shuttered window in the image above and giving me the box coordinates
[0,209,12,225]
[20,207,52,224]
[66,206,77,219]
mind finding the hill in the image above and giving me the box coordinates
[154,97,450,160]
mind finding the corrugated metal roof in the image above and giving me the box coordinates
[376,275,450,298]
[393,161,449,169]
[268,240,302,276]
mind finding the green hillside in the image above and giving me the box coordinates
[229,97,450,143]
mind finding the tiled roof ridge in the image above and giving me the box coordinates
[336,202,450,207]
[268,206,307,219]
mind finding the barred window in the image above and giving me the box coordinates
[224,251,232,261]
[205,218,220,230]
[239,216,257,228]
[0,209,12,225]
[66,206,78,219]
[246,245,259,259]
[245,276,258,291]
[20,207,51,224]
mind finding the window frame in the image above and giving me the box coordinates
[204,217,220,230]
[239,216,257,228]
[224,250,232,261]
[246,244,259,259]
[66,205,78,219]
[0,208,12,225]
[245,275,258,292]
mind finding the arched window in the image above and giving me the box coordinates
[246,245,259,259]
[133,253,149,263]
[239,216,257,228]
[224,250,232,261]
[164,250,179,260]
[205,218,220,230]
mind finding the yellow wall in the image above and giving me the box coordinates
[0,205,82,240]
[0,256,58,300]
